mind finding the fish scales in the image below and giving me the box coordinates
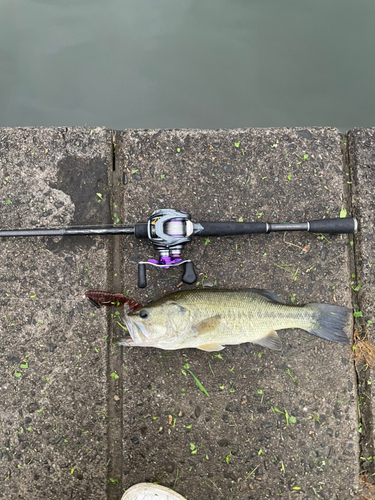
[171,290,309,347]
[120,289,351,351]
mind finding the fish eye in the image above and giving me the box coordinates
[139,310,149,319]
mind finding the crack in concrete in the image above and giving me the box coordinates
[112,132,116,172]
[344,132,375,481]
[106,130,125,499]
[60,127,68,145]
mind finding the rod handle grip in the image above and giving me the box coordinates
[196,221,267,236]
[309,218,357,234]
[134,223,148,239]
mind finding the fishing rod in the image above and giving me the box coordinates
[0,209,357,288]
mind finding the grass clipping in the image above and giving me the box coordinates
[352,328,375,368]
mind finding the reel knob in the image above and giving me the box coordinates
[182,262,197,284]
[138,263,147,288]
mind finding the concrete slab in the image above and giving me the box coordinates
[348,128,375,475]
[0,128,112,499]
[117,128,358,499]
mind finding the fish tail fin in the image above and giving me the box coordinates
[304,303,352,344]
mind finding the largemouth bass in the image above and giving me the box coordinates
[118,289,351,351]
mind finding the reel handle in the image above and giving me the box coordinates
[137,261,197,288]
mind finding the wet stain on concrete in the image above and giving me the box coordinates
[45,155,111,253]
[52,156,110,225]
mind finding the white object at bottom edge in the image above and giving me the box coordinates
[121,482,187,500]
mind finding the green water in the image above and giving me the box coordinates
[0,0,374,130]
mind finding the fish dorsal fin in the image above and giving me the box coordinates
[197,343,225,352]
[193,314,222,335]
[246,289,283,303]
[253,330,282,350]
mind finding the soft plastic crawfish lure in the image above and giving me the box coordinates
[85,291,142,311]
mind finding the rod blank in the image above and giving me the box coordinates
[0,227,135,237]
[0,217,357,239]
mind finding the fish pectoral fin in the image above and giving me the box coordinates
[252,330,282,350]
[193,314,222,335]
[197,343,225,352]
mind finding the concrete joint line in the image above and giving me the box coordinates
[345,131,375,479]
[106,130,125,498]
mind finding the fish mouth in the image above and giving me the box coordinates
[119,314,191,349]
[122,317,150,345]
